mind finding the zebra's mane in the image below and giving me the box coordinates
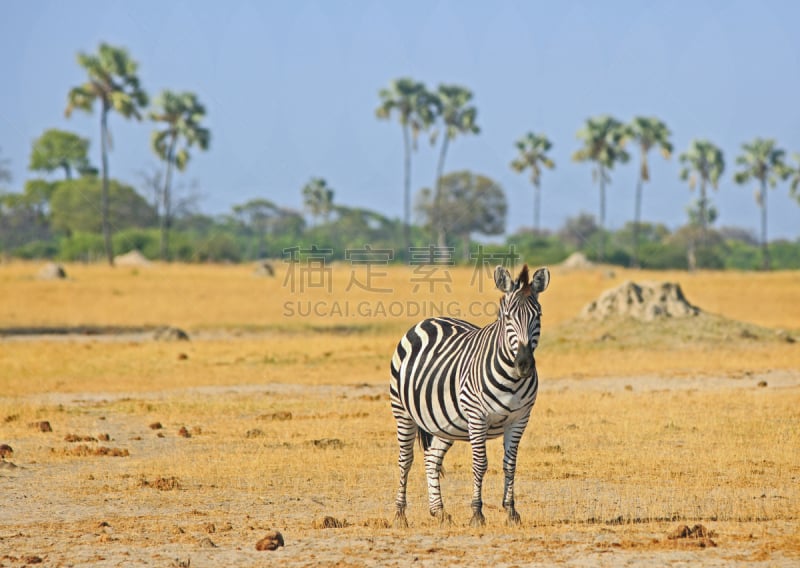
[517,264,531,295]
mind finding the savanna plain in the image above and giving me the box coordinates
[1,261,799,567]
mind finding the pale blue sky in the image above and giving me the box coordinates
[2,0,799,238]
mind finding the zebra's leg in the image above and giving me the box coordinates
[423,436,454,526]
[393,413,417,528]
[468,417,489,527]
[502,417,530,526]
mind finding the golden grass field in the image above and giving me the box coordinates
[1,260,799,566]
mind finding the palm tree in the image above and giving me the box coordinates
[150,90,210,261]
[733,138,789,270]
[431,84,480,246]
[789,153,800,205]
[627,117,673,267]
[678,139,725,238]
[376,78,438,254]
[510,132,555,232]
[65,44,147,264]
[302,177,335,226]
[571,115,630,261]
[65,43,148,265]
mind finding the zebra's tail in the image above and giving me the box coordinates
[417,429,433,451]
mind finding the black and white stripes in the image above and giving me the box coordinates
[390,264,550,527]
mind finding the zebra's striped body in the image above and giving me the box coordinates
[390,265,550,527]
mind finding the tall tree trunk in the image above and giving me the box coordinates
[402,124,412,258]
[699,178,708,241]
[100,106,114,266]
[760,179,770,270]
[632,177,643,268]
[160,135,178,262]
[598,165,606,263]
[533,180,541,233]
[433,134,450,248]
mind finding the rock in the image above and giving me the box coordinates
[310,438,344,450]
[667,524,692,539]
[666,523,717,547]
[560,252,594,269]
[258,411,292,422]
[313,516,348,529]
[154,327,190,341]
[114,249,151,266]
[255,530,285,551]
[253,260,275,277]
[581,281,701,321]
[0,444,12,459]
[29,420,53,432]
[37,262,66,280]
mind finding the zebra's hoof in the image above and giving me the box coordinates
[506,511,522,526]
[434,511,453,527]
[393,512,409,529]
[469,513,486,528]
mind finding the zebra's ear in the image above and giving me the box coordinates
[494,265,515,293]
[531,267,550,295]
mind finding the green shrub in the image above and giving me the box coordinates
[13,239,59,259]
[58,232,105,262]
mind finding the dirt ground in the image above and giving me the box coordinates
[2,372,798,567]
[1,263,798,566]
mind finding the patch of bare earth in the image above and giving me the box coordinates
[1,376,798,566]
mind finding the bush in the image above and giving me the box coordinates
[638,241,688,270]
[723,240,761,270]
[112,229,160,258]
[58,232,105,262]
[192,232,242,262]
[770,239,800,269]
[506,232,571,266]
[13,239,59,259]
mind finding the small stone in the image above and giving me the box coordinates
[29,420,52,432]
[255,530,284,551]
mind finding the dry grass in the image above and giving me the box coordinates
[1,261,799,565]
[1,261,798,395]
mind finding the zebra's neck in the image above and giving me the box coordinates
[472,318,518,379]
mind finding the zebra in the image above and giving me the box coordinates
[390,264,550,527]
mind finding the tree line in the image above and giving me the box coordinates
[1,55,800,270]
[0,43,211,266]
[375,78,800,270]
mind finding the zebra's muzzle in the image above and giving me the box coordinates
[513,345,534,379]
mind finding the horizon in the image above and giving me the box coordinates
[2,0,799,240]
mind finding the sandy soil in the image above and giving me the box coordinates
[1,373,799,567]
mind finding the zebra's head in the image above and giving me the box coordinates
[494,264,550,379]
